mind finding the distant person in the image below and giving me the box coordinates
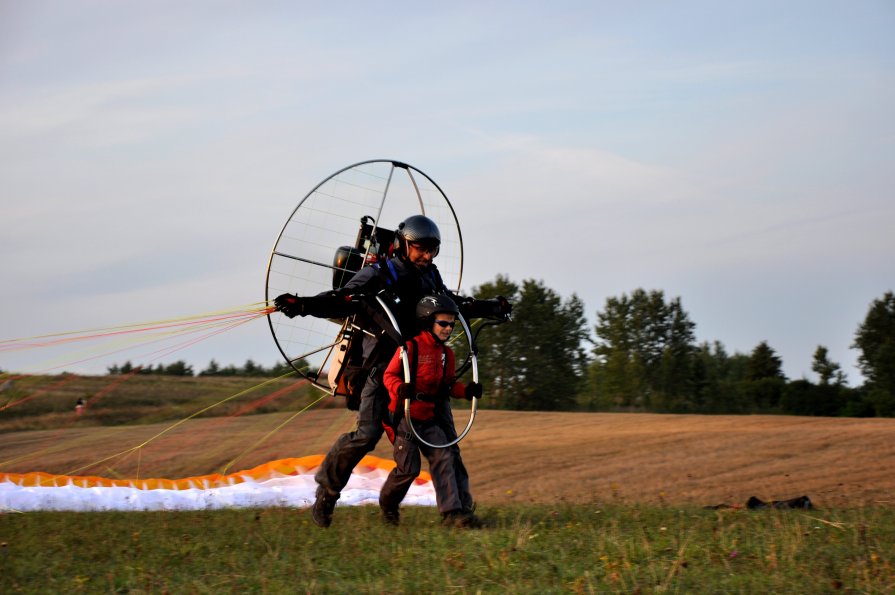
[379,295,483,528]
[75,397,85,416]
[274,214,511,527]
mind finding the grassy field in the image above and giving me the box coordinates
[2,374,895,592]
[2,505,893,593]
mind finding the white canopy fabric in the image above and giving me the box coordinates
[0,455,436,512]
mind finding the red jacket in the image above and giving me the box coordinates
[383,330,467,422]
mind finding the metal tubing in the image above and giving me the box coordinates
[373,294,478,449]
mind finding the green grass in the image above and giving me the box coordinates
[2,504,893,593]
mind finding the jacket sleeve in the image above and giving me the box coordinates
[299,266,382,319]
[299,291,359,319]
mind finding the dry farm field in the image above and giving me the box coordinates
[2,409,892,509]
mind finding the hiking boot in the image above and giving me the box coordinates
[311,487,338,528]
[380,506,401,526]
[442,509,482,529]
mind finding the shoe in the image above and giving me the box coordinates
[311,487,338,528]
[442,509,482,529]
[381,506,401,526]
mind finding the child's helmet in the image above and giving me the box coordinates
[416,294,459,324]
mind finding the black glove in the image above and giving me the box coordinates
[495,295,512,320]
[397,382,416,401]
[273,293,305,318]
[464,382,483,400]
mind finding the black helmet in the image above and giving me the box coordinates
[416,294,459,323]
[393,215,441,259]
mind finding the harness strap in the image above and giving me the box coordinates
[390,338,418,435]
[385,259,398,285]
[409,338,419,383]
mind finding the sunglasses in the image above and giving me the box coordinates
[408,241,439,256]
[434,320,457,329]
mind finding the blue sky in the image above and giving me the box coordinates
[2,1,893,383]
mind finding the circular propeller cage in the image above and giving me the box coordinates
[265,160,477,447]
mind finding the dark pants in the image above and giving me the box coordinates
[434,399,474,513]
[314,367,388,497]
[379,415,474,515]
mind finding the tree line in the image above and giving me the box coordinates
[470,277,894,418]
[105,280,894,418]
[107,359,295,377]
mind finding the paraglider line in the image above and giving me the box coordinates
[221,390,329,475]
[59,371,297,480]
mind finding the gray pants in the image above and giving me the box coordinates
[379,416,473,515]
[434,399,474,513]
[314,367,388,497]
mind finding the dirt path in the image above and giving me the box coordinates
[2,410,893,508]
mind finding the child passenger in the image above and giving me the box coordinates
[378,295,484,528]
